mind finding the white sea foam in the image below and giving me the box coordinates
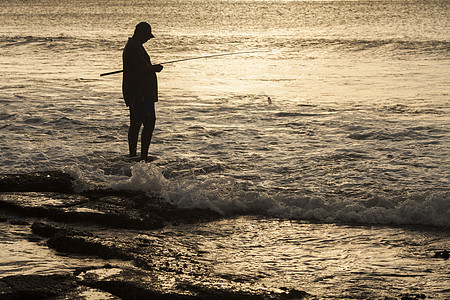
[64,161,449,228]
[112,162,170,193]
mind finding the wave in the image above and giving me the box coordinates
[2,34,449,57]
[275,37,450,57]
[0,113,15,121]
[165,36,450,57]
[348,129,425,141]
[171,183,450,229]
[65,162,449,229]
[348,126,445,141]
[334,38,450,53]
[1,160,448,228]
[381,104,445,115]
[47,117,84,126]
[0,35,121,51]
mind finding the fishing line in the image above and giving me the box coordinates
[100,50,267,77]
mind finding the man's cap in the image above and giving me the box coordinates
[135,22,154,38]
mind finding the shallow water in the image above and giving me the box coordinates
[0,221,122,277]
[1,0,449,297]
[1,217,448,299]
[158,217,449,298]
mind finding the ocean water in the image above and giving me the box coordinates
[1,0,449,298]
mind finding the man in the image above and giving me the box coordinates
[122,22,163,161]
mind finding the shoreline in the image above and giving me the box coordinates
[0,171,311,299]
[0,171,447,299]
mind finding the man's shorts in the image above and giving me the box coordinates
[130,97,156,125]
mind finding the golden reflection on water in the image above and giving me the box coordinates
[154,217,449,297]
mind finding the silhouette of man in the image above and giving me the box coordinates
[122,22,163,161]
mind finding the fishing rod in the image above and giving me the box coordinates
[100,50,266,77]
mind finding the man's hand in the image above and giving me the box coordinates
[152,64,163,72]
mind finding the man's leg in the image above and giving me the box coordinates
[128,121,141,157]
[140,101,156,161]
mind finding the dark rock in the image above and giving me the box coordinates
[26,236,42,243]
[31,221,91,240]
[9,219,29,225]
[0,172,316,300]
[0,273,121,300]
[31,221,60,238]
[47,230,134,261]
[76,265,308,300]
[0,192,89,221]
[0,267,308,300]
[0,171,74,193]
[0,189,220,230]
[286,289,310,299]
[79,270,172,300]
[0,274,76,299]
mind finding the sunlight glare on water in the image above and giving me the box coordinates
[0,223,116,277]
[155,217,450,298]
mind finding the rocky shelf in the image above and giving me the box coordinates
[0,171,310,299]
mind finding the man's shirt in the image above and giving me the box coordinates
[122,37,158,107]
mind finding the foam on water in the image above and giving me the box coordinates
[60,159,449,228]
[2,92,449,229]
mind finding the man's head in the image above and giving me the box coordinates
[133,22,154,44]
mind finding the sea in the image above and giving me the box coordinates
[1,0,449,298]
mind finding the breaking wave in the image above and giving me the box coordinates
[282,37,450,56]
[2,35,449,58]
[67,162,450,229]
[0,35,121,51]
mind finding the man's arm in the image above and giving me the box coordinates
[133,61,163,73]
[128,42,163,73]
[146,64,163,73]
